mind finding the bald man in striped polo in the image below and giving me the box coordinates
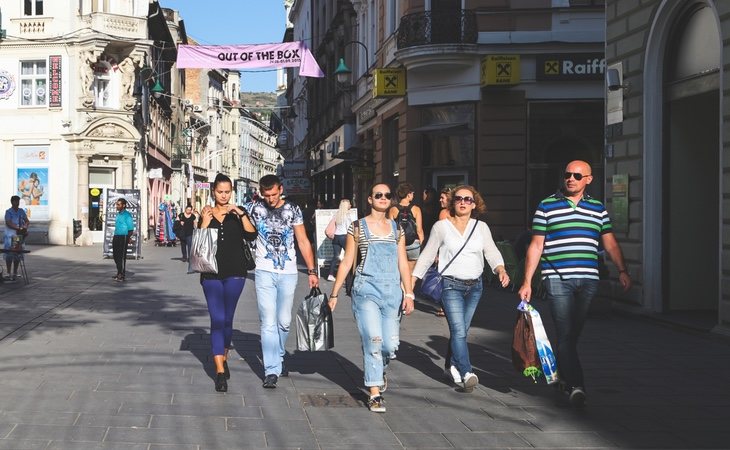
[518,160,631,407]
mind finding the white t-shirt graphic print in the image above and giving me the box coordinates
[245,200,303,274]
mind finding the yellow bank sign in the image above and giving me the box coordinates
[480,55,520,86]
[373,68,406,98]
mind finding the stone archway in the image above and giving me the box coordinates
[644,1,722,320]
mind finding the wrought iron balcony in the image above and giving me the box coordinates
[397,9,477,49]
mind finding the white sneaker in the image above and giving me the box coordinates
[461,372,478,392]
[327,275,335,281]
[446,365,462,384]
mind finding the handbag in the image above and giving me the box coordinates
[325,217,336,240]
[419,220,479,303]
[241,241,256,271]
[295,287,334,351]
[188,228,218,274]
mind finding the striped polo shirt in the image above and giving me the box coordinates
[532,192,612,280]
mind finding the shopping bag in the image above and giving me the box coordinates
[419,264,443,303]
[188,228,218,274]
[296,287,334,351]
[325,217,336,239]
[512,301,558,384]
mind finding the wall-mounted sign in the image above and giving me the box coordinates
[49,55,62,108]
[148,168,163,179]
[536,53,605,80]
[195,182,210,190]
[0,69,16,100]
[480,55,520,86]
[373,68,406,98]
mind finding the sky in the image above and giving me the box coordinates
[161,0,286,93]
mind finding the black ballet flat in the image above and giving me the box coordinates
[215,372,227,392]
[223,360,230,380]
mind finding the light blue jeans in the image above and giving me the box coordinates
[255,269,298,377]
[544,277,599,389]
[441,276,483,378]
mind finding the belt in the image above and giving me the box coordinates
[442,275,480,286]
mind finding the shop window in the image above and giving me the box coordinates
[527,101,604,211]
[19,60,47,107]
[24,0,43,16]
[419,103,474,168]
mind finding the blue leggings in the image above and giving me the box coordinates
[201,277,246,356]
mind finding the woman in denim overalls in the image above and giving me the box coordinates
[329,183,415,413]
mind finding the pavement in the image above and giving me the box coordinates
[0,242,729,449]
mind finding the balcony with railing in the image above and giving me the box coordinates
[83,13,147,41]
[395,9,479,71]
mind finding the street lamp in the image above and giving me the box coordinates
[333,40,372,87]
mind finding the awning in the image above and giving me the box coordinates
[333,145,368,161]
[406,122,469,134]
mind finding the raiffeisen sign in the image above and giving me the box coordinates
[536,53,605,81]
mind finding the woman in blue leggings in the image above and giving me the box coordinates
[199,174,257,392]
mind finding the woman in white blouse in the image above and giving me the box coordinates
[412,185,509,392]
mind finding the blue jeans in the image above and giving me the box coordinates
[441,277,483,378]
[544,277,599,389]
[201,277,246,356]
[255,270,298,377]
[328,234,346,277]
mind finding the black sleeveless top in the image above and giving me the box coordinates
[200,212,257,281]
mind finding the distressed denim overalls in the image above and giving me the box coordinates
[351,218,401,387]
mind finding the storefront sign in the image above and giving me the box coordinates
[611,173,629,232]
[536,53,605,80]
[480,55,520,86]
[373,68,406,98]
[282,177,310,195]
[195,182,210,190]
[148,168,163,179]
[49,55,62,108]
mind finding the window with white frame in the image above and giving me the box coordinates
[94,73,111,108]
[387,0,399,35]
[24,0,44,15]
[20,60,47,107]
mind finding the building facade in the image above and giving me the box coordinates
[606,0,729,332]
[0,0,152,244]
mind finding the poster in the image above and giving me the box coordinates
[314,208,358,277]
[102,189,142,259]
[15,146,49,220]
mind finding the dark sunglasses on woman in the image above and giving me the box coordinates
[373,192,392,200]
[453,195,474,205]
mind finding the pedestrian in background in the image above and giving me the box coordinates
[329,183,415,413]
[438,187,452,220]
[4,195,29,281]
[177,204,197,263]
[389,182,424,274]
[112,198,134,282]
[412,185,509,392]
[518,160,631,407]
[198,173,257,392]
[245,174,319,389]
[325,199,352,281]
[421,186,439,239]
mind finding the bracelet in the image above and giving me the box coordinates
[307,269,317,275]
[330,294,338,298]
[404,293,415,300]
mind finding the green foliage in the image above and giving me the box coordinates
[523,366,542,382]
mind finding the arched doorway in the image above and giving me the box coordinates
[645,1,721,318]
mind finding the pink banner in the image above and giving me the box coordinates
[176,42,324,78]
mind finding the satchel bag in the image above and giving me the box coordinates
[188,228,218,274]
[241,241,256,271]
[418,220,479,303]
[325,217,336,240]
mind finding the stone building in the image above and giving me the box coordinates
[606,0,729,333]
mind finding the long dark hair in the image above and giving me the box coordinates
[212,173,232,191]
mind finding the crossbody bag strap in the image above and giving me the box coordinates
[350,219,360,276]
[438,220,479,276]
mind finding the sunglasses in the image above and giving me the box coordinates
[372,192,392,200]
[564,172,591,181]
[454,195,475,205]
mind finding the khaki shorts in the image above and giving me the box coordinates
[406,240,421,261]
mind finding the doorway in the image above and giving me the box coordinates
[89,168,115,243]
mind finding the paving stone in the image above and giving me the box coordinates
[0,439,52,449]
[442,431,530,448]
[383,408,470,433]
[394,432,454,448]
[518,431,617,448]
[8,424,107,442]
[46,442,150,450]
[76,413,151,428]
[104,427,266,447]
[0,411,78,426]
[313,428,402,446]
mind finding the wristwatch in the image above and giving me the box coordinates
[307,268,317,276]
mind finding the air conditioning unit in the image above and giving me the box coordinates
[193,105,202,112]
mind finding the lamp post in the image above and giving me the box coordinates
[333,40,372,87]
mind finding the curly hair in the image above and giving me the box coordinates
[448,185,486,218]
